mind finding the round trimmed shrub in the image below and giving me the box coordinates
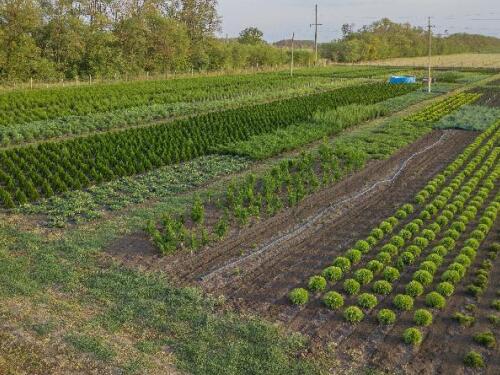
[465,238,480,250]
[400,251,415,266]
[429,222,441,234]
[354,240,370,253]
[414,309,433,326]
[440,237,455,250]
[454,254,471,268]
[398,229,412,241]
[436,282,454,297]
[308,276,327,292]
[381,244,398,256]
[377,309,396,325]
[436,215,449,226]
[426,253,444,267]
[441,269,461,284]
[450,221,466,233]
[379,221,393,234]
[395,209,408,220]
[322,266,343,282]
[403,327,423,346]
[366,236,377,247]
[346,249,362,264]
[323,291,344,310]
[387,216,399,226]
[414,237,429,248]
[413,270,433,286]
[343,306,364,323]
[419,210,431,221]
[391,235,405,248]
[425,291,446,309]
[370,228,384,240]
[420,261,437,275]
[405,222,419,235]
[376,251,392,265]
[367,260,384,274]
[448,262,466,278]
[372,280,393,295]
[422,229,436,242]
[407,245,422,257]
[383,266,400,282]
[333,256,351,272]
[405,280,424,297]
[402,203,414,214]
[343,278,361,295]
[393,294,414,311]
[471,229,485,241]
[431,245,447,257]
[357,293,378,309]
[354,268,374,285]
[289,288,309,305]
[463,351,484,368]
[445,229,460,240]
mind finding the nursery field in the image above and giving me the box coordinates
[0,66,499,375]
[363,53,500,69]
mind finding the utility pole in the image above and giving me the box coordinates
[291,32,295,77]
[427,17,435,93]
[310,4,322,65]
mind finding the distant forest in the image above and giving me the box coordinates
[319,19,500,62]
[1,1,500,82]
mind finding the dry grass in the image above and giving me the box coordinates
[361,53,500,68]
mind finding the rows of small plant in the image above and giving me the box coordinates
[453,242,499,369]
[288,122,500,306]
[290,145,498,317]
[0,83,416,209]
[0,73,332,127]
[389,162,499,347]
[146,141,366,254]
[0,77,361,148]
[404,92,481,123]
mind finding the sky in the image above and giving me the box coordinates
[217,0,500,42]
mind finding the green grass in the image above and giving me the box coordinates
[66,333,116,362]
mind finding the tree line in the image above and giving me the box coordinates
[320,19,500,63]
[0,0,314,82]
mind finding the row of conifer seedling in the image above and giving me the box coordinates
[289,120,500,346]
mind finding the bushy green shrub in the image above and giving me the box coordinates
[407,245,422,257]
[425,291,446,309]
[354,240,371,253]
[289,288,309,305]
[379,221,393,234]
[391,235,405,248]
[343,278,361,295]
[393,294,414,311]
[436,282,454,297]
[308,276,327,292]
[463,351,484,368]
[383,266,400,282]
[377,309,396,325]
[413,270,433,286]
[454,254,471,268]
[473,331,496,348]
[346,249,362,264]
[426,253,444,267]
[400,251,415,266]
[491,299,500,311]
[354,268,374,285]
[414,236,429,248]
[414,309,433,326]
[367,260,384,274]
[381,244,398,256]
[333,256,351,272]
[322,266,343,282]
[419,261,437,275]
[323,291,344,310]
[376,251,392,264]
[357,293,378,309]
[370,228,384,240]
[372,280,393,295]
[405,280,424,297]
[453,312,475,327]
[403,327,423,346]
[344,306,364,323]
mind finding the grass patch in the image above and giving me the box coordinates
[434,104,500,131]
[66,333,116,361]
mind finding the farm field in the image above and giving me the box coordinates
[0,65,500,375]
[363,53,500,69]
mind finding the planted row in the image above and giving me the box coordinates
[0,83,416,209]
[405,93,481,123]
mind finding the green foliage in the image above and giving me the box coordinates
[473,331,496,348]
[289,288,309,305]
[357,293,378,309]
[393,294,414,311]
[191,195,205,224]
[436,282,455,297]
[308,276,327,292]
[354,268,374,285]
[425,292,446,309]
[377,309,396,325]
[383,266,400,282]
[343,306,364,323]
[414,309,433,326]
[405,280,424,297]
[333,257,351,273]
[323,291,344,310]
[453,312,475,327]
[372,280,393,295]
[463,351,484,368]
[403,327,423,346]
[343,278,361,295]
[322,266,343,282]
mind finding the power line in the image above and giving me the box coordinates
[310,4,323,64]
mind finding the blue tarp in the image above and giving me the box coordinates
[389,76,417,84]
